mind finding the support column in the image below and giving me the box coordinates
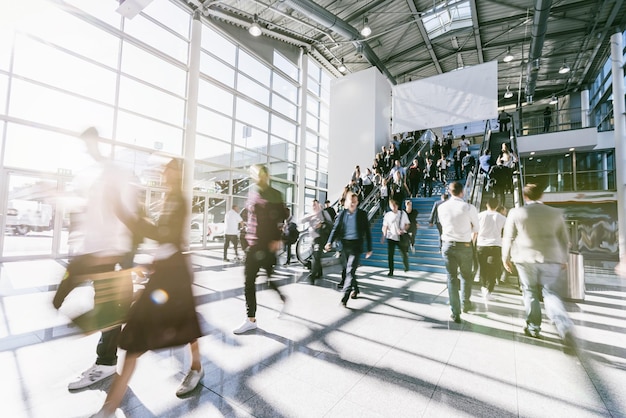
[182,11,202,248]
[611,31,626,262]
[581,89,590,128]
[296,49,308,220]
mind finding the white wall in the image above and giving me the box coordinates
[328,67,391,201]
[517,127,602,155]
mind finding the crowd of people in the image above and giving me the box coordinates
[54,128,575,417]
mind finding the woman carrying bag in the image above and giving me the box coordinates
[381,198,410,276]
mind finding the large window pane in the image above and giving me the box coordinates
[13,36,117,104]
[235,122,268,155]
[198,80,233,115]
[272,93,297,120]
[200,53,235,87]
[235,98,268,131]
[272,73,298,103]
[275,51,298,81]
[232,146,266,176]
[64,0,123,29]
[118,76,185,126]
[0,31,12,71]
[194,163,232,194]
[196,107,233,142]
[121,41,186,96]
[123,14,188,62]
[4,124,90,173]
[9,79,114,134]
[143,0,190,38]
[16,7,120,67]
[271,115,297,141]
[0,74,8,114]
[195,134,232,164]
[116,110,183,155]
[202,26,236,65]
[238,50,271,86]
[270,136,296,161]
[237,74,269,106]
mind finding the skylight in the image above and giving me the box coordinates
[422,0,473,40]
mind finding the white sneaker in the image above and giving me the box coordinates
[68,364,117,390]
[176,368,204,397]
[233,318,257,334]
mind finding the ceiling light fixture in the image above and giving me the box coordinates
[559,60,571,74]
[338,58,346,73]
[503,47,514,63]
[504,85,513,99]
[361,17,371,37]
[550,94,558,104]
[248,14,262,37]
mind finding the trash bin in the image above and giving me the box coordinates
[565,252,585,301]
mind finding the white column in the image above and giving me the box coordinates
[611,31,626,262]
[581,89,590,128]
[297,49,308,220]
[182,11,202,248]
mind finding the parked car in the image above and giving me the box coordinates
[5,200,53,235]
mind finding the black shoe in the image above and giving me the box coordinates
[387,271,394,276]
[450,314,461,324]
[351,291,359,299]
[307,274,316,285]
[337,281,344,290]
[223,258,230,262]
[523,326,541,338]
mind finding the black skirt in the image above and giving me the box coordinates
[119,252,201,352]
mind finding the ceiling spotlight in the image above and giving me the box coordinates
[504,85,513,99]
[559,60,571,74]
[338,58,346,73]
[248,14,262,37]
[550,94,558,104]
[361,17,372,37]
[503,47,514,63]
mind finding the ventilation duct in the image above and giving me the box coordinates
[525,0,552,97]
[282,0,397,84]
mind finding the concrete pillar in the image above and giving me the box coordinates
[581,89,590,128]
[297,49,308,220]
[182,11,201,248]
[611,31,626,262]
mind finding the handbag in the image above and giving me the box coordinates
[54,254,134,334]
[397,211,410,252]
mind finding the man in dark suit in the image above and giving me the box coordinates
[325,191,372,307]
[502,183,574,344]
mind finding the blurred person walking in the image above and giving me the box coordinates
[233,164,288,334]
[301,199,333,283]
[223,204,243,262]
[502,184,574,344]
[92,158,203,417]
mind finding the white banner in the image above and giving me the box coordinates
[392,61,498,133]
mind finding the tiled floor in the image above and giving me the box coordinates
[1,251,625,418]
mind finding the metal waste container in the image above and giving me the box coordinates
[565,252,585,301]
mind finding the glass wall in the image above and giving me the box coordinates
[522,150,616,193]
[0,0,330,259]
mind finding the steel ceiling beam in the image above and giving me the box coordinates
[405,0,442,74]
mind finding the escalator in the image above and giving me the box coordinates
[466,120,524,212]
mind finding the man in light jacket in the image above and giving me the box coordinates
[502,183,574,345]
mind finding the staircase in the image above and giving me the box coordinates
[361,196,446,274]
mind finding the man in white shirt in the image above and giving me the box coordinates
[223,204,243,261]
[476,197,507,303]
[437,181,479,323]
[56,127,139,390]
[381,198,410,276]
